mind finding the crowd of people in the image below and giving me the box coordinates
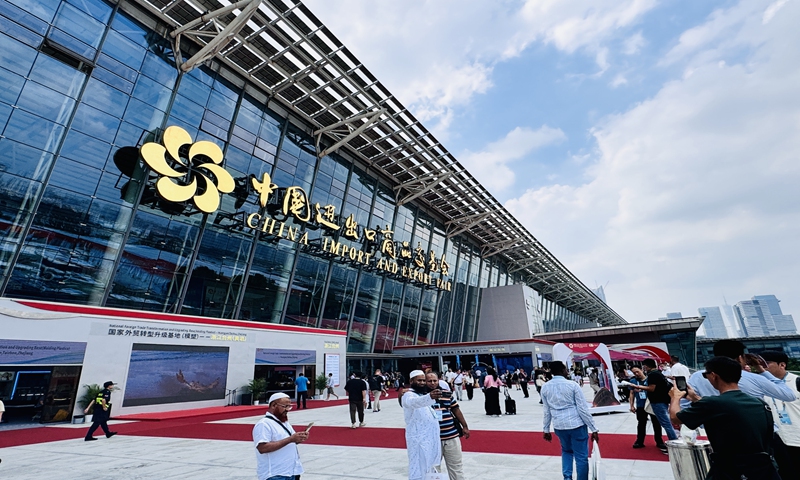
[252,340,800,480]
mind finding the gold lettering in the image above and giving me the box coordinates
[428,250,439,272]
[401,266,408,277]
[277,222,285,238]
[377,257,386,271]
[262,218,277,234]
[364,253,373,264]
[247,213,261,229]
[414,242,426,268]
[251,173,277,207]
[322,237,330,252]
[380,226,396,259]
[341,245,350,258]
[343,213,359,240]
[348,248,357,261]
[286,226,297,242]
[390,262,398,274]
[299,232,308,245]
[314,203,341,230]
[329,241,342,256]
[282,186,311,222]
[356,250,364,264]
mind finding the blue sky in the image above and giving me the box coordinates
[304,0,800,329]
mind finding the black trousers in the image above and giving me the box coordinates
[297,391,308,409]
[772,433,800,480]
[520,381,529,398]
[635,407,663,446]
[85,410,111,439]
[349,401,364,424]
[465,384,474,400]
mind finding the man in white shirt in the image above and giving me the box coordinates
[403,370,443,480]
[760,350,800,480]
[542,361,600,480]
[668,356,691,380]
[253,393,308,480]
[452,370,464,401]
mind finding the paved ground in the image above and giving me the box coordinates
[0,385,678,479]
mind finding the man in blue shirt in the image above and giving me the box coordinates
[542,361,599,480]
[685,340,794,405]
[294,373,310,409]
[628,367,665,452]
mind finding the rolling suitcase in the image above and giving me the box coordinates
[504,387,516,415]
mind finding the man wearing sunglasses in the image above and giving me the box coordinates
[669,356,779,480]
[253,393,308,480]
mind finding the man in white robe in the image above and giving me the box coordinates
[403,370,443,480]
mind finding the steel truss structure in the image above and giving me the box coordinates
[125,0,626,327]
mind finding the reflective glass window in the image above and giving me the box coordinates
[15,81,76,125]
[349,272,381,353]
[434,239,457,343]
[71,103,120,143]
[321,264,357,331]
[101,30,146,70]
[0,68,25,106]
[82,78,129,117]
[284,253,329,327]
[3,109,66,153]
[238,242,294,323]
[0,139,54,182]
[374,278,402,353]
[396,285,421,347]
[52,2,105,48]
[6,0,58,23]
[0,173,43,282]
[417,289,436,345]
[0,13,43,48]
[181,229,251,319]
[0,32,37,76]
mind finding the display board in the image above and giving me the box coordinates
[324,353,340,387]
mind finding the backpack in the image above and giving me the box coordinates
[368,375,382,391]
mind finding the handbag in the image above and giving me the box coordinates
[590,440,606,480]
[424,468,446,480]
[644,399,654,415]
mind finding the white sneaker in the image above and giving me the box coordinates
[359,422,366,427]
[351,423,357,429]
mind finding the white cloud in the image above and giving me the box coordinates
[506,0,800,322]
[623,31,646,55]
[460,126,567,191]
[303,1,657,138]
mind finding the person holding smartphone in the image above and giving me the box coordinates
[628,367,666,451]
[629,359,678,447]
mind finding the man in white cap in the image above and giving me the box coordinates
[403,370,443,480]
[253,393,308,480]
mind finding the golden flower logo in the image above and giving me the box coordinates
[140,126,234,214]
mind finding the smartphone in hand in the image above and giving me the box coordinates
[674,376,687,391]
[305,422,314,432]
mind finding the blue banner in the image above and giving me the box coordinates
[0,339,87,365]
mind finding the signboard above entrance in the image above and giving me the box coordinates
[136,126,452,291]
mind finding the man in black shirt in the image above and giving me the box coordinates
[344,372,367,429]
[670,356,779,480]
[630,359,677,449]
[84,381,118,441]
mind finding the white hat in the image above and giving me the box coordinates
[268,392,290,404]
[409,370,425,379]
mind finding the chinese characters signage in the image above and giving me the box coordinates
[140,127,452,292]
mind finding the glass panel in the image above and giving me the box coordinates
[396,285,421,347]
[0,32,37,76]
[181,229,251,319]
[16,80,76,125]
[434,239,457,343]
[0,173,43,282]
[52,2,105,48]
[238,242,294,323]
[107,211,199,312]
[284,253,329,327]
[321,264,357,331]
[417,289,437,345]
[374,278,402,353]
[0,67,25,106]
[349,272,381,353]
[448,240,470,342]
[6,0,58,22]
[3,108,66,153]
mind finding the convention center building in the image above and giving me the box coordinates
[0,0,629,419]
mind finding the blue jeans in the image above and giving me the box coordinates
[649,402,678,440]
[554,425,589,480]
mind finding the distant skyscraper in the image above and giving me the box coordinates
[733,295,796,337]
[752,295,797,335]
[698,306,728,339]
[592,285,606,304]
[721,298,741,337]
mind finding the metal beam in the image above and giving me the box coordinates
[445,211,492,238]
[171,0,261,72]
[315,109,385,158]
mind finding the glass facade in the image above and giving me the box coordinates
[0,0,602,356]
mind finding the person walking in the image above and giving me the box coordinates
[519,368,530,398]
[84,381,118,441]
[294,372,310,409]
[426,372,470,480]
[369,369,386,412]
[588,368,600,393]
[452,370,464,401]
[668,355,691,381]
[669,356,780,480]
[628,366,665,451]
[464,372,474,401]
[402,370,443,480]
[535,369,546,404]
[344,372,367,428]
[324,373,339,401]
[253,392,308,480]
[483,367,503,416]
[541,361,599,480]
[629,358,678,448]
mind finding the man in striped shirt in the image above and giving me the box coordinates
[427,372,470,480]
[542,361,599,480]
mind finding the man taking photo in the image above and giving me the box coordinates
[669,356,779,480]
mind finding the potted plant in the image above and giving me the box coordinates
[246,378,267,405]
[77,384,104,422]
[315,374,327,399]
